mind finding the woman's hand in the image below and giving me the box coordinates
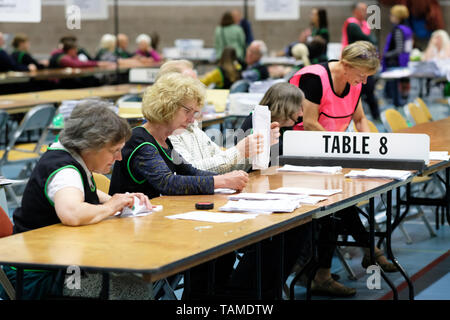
[214,170,249,191]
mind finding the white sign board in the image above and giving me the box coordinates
[65,0,108,20]
[129,68,159,84]
[0,0,41,23]
[283,131,430,164]
[255,0,299,21]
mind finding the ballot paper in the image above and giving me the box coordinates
[115,196,162,217]
[219,199,301,213]
[298,196,328,205]
[252,105,271,170]
[214,188,237,194]
[228,192,307,201]
[166,211,258,223]
[268,187,342,196]
[345,169,412,181]
[429,151,450,161]
[277,165,343,174]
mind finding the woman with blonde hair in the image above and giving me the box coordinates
[382,4,413,107]
[422,29,450,60]
[289,41,397,297]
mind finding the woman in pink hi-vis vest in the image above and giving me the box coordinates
[290,41,376,133]
[289,41,398,297]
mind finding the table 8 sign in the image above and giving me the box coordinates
[283,131,430,164]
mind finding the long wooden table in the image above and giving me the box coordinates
[0,167,412,300]
[0,84,148,115]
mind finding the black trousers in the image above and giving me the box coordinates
[361,75,380,120]
[317,206,369,269]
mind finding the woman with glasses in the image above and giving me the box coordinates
[109,72,249,199]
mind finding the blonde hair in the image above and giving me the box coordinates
[390,5,409,21]
[155,59,194,81]
[100,34,116,51]
[291,43,310,66]
[142,72,206,123]
[341,41,380,73]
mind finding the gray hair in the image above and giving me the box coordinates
[59,100,131,154]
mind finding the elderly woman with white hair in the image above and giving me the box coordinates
[134,33,162,63]
[422,29,450,61]
[0,100,151,300]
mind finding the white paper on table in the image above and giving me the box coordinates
[345,169,412,181]
[277,165,342,174]
[166,211,259,223]
[429,151,449,161]
[219,199,301,213]
[298,196,328,205]
[267,187,342,196]
[252,105,271,170]
[228,192,307,201]
[115,196,162,217]
[214,188,237,194]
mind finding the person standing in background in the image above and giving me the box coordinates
[214,11,246,61]
[231,9,254,47]
[341,2,380,121]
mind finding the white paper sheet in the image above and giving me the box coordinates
[345,169,412,181]
[166,211,258,223]
[429,151,450,161]
[277,165,342,174]
[267,187,342,196]
[228,192,307,201]
[214,188,238,194]
[219,199,301,213]
[115,196,162,217]
[252,105,271,170]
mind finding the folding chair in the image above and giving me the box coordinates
[414,97,433,122]
[92,172,111,194]
[0,104,56,207]
[0,206,15,300]
[380,108,438,242]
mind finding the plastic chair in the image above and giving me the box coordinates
[414,97,433,121]
[380,108,408,132]
[404,103,429,125]
[229,79,250,93]
[353,119,379,133]
[92,173,110,193]
[0,104,56,207]
[0,206,15,300]
[380,109,436,243]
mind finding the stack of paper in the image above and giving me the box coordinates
[214,188,237,194]
[220,199,301,213]
[268,187,342,196]
[166,211,258,223]
[277,165,342,174]
[345,169,412,181]
[252,105,271,170]
[298,196,328,205]
[115,196,162,217]
[429,151,450,161]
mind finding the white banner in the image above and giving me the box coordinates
[255,0,299,21]
[0,0,41,23]
[283,131,430,164]
[65,0,108,20]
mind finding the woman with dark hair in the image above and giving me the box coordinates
[214,11,246,61]
[200,46,242,89]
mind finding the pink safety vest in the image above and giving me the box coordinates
[341,17,371,48]
[289,64,362,132]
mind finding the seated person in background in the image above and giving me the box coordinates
[11,33,47,71]
[56,41,115,69]
[241,40,270,82]
[50,35,93,62]
[422,29,450,61]
[134,33,162,63]
[240,82,304,159]
[116,33,133,58]
[95,34,153,68]
[152,59,279,174]
[0,31,31,72]
[0,101,151,300]
[199,46,242,89]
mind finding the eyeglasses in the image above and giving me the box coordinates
[181,104,201,119]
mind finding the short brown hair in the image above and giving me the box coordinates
[12,33,28,49]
